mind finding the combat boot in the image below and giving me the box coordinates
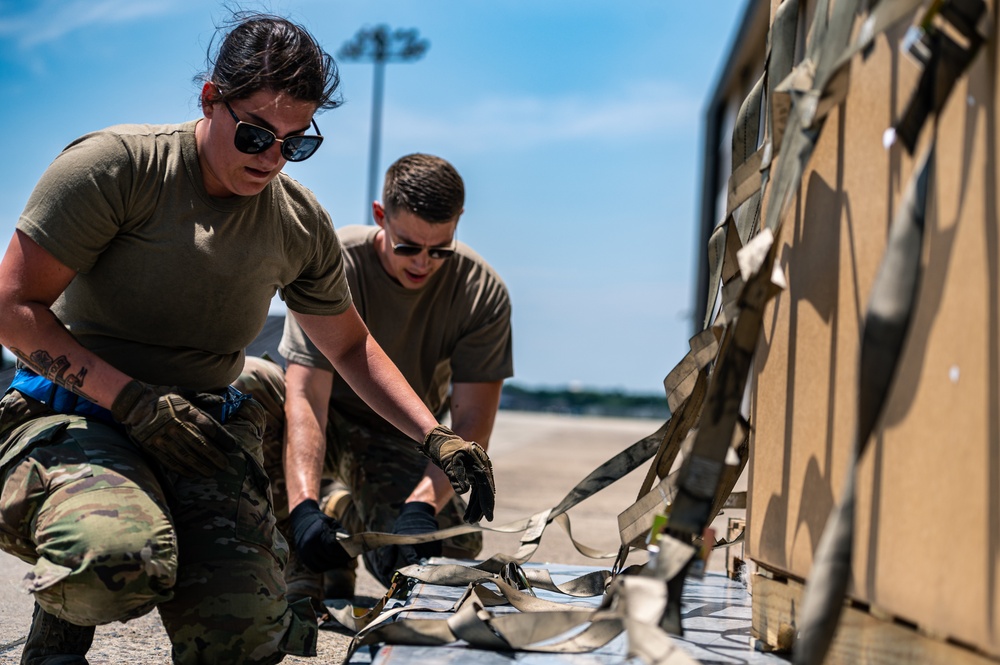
[21,602,94,665]
[323,562,357,600]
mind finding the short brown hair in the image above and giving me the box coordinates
[382,154,464,223]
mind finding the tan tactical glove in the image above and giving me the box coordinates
[422,425,495,523]
[111,380,238,477]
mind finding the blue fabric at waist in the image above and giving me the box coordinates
[6,368,249,425]
[7,367,114,424]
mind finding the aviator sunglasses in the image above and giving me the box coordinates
[223,100,323,162]
[384,221,457,260]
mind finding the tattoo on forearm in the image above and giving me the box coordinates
[11,347,97,402]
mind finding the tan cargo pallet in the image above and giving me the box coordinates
[750,569,1000,665]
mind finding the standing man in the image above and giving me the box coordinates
[239,153,512,601]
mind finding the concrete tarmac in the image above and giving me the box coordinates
[0,410,743,663]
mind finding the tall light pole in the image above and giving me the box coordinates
[338,25,429,224]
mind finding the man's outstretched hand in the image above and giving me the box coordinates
[422,425,495,523]
[372,501,443,584]
[288,499,353,572]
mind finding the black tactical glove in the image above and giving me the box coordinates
[372,501,442,585]
[111,380,238,477]
[287,499,353,573]
[422,425,495,523]
[392,501,443,563]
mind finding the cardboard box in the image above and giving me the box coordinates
[746,1,1000,657]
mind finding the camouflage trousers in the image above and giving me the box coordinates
[236,357,481,586]
[0,388,316,664]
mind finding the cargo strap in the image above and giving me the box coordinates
[703,0,800,331]
[336,419,669,565]
[341,567,698,665]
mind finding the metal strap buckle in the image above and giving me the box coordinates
[499,562,535,597]
[387,571,415,600]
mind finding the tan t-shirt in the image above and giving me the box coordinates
[17,121,351,391]
[280,225,513,428]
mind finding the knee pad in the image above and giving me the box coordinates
[29,485,177,625]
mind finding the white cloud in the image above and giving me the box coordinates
[0,0,177,48]
[384,80,700,153]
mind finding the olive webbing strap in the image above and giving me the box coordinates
[317,416,682,640]
[464,0,929,645]
[336,417,668,563]
[548,421,670,521]
[760,0,926,220]
[662,327,719,417]
[703,0,801,331]
[326,334,725,656]
[342,573,699,665]
[457,578,593,612]
[761,0,859,236]
[893,0,988,152]
[616,408,749,555]
[667,229,786,539]
[704,416,751,528]
[396,561,611,597]
[703,79,764,330]
[767,0,805,162]
[794,2,986,662]
[320,417,673,642]
[675,0,800,567]
[782,0,935,148]
[611,325,728,574]
[323,564,599,635]
[617,433,693,552]
[613,329,718,558]
[704,104,766,329]
[727,75,767,218]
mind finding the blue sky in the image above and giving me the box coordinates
[0,0,746,395]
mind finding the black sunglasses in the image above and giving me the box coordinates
[385,221,457,260]
[223,100,323,162]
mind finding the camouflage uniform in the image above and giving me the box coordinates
[235,356,481,586]
[0,387,317,664]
